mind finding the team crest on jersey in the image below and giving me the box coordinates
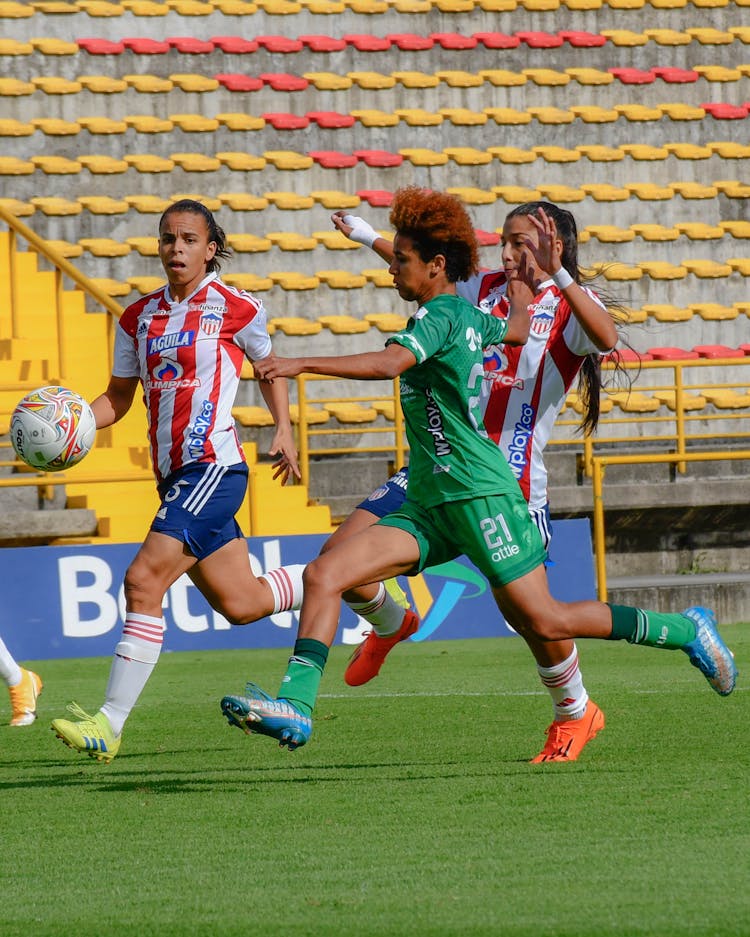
[199,310,223,336]
[529,302,557,336]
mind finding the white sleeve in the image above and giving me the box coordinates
[233,297,274,361]
[562,288,612,356]
[111,321,140,378]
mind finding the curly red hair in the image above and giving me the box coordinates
[389,186,479,282]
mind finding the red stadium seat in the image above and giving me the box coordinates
[692,344,745,358]
[651,67,699,83]
[515,31,564,48]
[256,36,304,53]
[343,35,392,52]
[309,151,359,168]
[210,36,259,54]
[260,73,309,91]
[430,33,478,50]
[387,34,435,50]
[700,103,749,119]
[357,189,393,207]
[354,149,404,167]
[77,38,125,55]
[475,230,501,247]
[215,74,264,92]
[166,37,215,53]
[473,32,520,49]
[307,111,357,128]
[299,35,348,52]
[261,113,310,130]
[559,30,608,48]
[605,348,653,363]
[121,38,170,54]
[608,67,655,84]
[739,343,750,356]
[648,346,700,360]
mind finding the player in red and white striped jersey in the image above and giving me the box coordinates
[52,200,305,762]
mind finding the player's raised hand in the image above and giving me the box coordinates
[524,207,563,279]
[331,211,379,248]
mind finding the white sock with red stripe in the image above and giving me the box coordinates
[262,564,305,613]
[346,582,404,636]
[0,637,22,687]
[536,645,589,722]
[100,612,165,736]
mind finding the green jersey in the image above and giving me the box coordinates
[386,293,520,508]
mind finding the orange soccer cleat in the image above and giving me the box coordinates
[344,610,420,687]
[530,700,605,763]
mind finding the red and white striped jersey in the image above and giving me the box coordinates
[459,271,607,510]
[113,273,273,483]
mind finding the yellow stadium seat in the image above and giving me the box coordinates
[224,234,272,255]
[265,193,316,210]
[642,304,693,321]
[325,402,379,424]
[439,108,488,126]
[719,220,750,237]
[222,274,273,291]
[169,74,219,92]
[0,78,34,96]
[170,153,221,172]
[478,69,527,87]
[347,72,396,90]
[713,180,750,197]
[0,157,34,175]
[631,224,680,241]
[45,240,83,258]
[663,143,712,159]
[620,144,668,160]
[689,303,739,319]
[624,183,675,200]
[586,225,635,242]
[391,71,440,88]
[596,263,642,281]
[267,232,317,251]
[215,152,266,171]
[215,113,265,131]
[78,75,128,94]
[0,198,34,215]
[31,77,82,95]
[609,390,660,412]
[0,3,33,17]
[269,316,322,334]
[217,193,269,211]
[126,236,160,255]
[638,261,687,279]
[124,195,171,213]
[581,183,630,201]
[565,68,613,85]
[522,69,570,86]
[29,38,79,54]
[394,108,444,126]
[729,27,750,41]
[232,406,276,427]
[268,273,320,290]
[444,147,494,165]
[727,257,750,275]
[120,0,170,11]
[124,155,176,173]
[488,146,537,164]
[576,145,624,162]
[123,75,174,93]
[484,107,533,125]
[170,115,221,133]
[436,70,485,88]
[316,272,369,290]
[365,312,406,330]
[527,107,575,124]
[79,238,132,257]
[681,259,732,277]
[601,26,648,41]
[263,151,313,170]
[657,103,705,120]
[77,117,127,135]
[643,29,691,44]
[127,276,166,294]
[613,104,663,121]
[90,277,131,297]
[493,186,542,202]
[30,156,82,174]
[702,389,750,409]
[350,109,400,127]
[400,148,449,166]
[532,146,580,163]
[303,72,352,91]
[535,184,585,202]
[622,306,648,323]
[670,182,719,199]
[674,222,723,239]
[708,143,750,159]
[362,269,395,288]
[165,0,214,10]
[652,390,707,411]
[122,115,174,133]
[318,313,370,330]
[687,30,734,46]
[30,118,80,136]
[446,187,497,204]
[310,191,361,210]
[77,196,129,214]
[0,119,33,136]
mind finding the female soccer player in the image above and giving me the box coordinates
[51,199,305,763]
[0,635,41,726]
[325,201,621,762]
[221,186,737,753]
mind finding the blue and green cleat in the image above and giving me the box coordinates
[681,606,738,696]
[221,683,312,750]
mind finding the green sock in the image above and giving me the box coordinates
[607,604,697,649]
[277,638,329,717]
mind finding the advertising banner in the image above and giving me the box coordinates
[0,519,596,661]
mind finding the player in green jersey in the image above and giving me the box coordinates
[220,186,737,753]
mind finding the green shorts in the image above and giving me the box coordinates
[378,491,547,588]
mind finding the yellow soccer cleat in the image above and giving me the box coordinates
[51,703,121,764]
[9,668,43,727]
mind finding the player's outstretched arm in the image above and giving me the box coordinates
[254,344,416,383]
[331,211,395,266]
[90,375,139,428]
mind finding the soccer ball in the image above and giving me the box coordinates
[10,385,96,472]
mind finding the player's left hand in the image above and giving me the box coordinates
[269,426,301,484]
[524,207,562,278]
[253,354,303,382]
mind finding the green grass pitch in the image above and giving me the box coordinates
[2,626,748,937]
